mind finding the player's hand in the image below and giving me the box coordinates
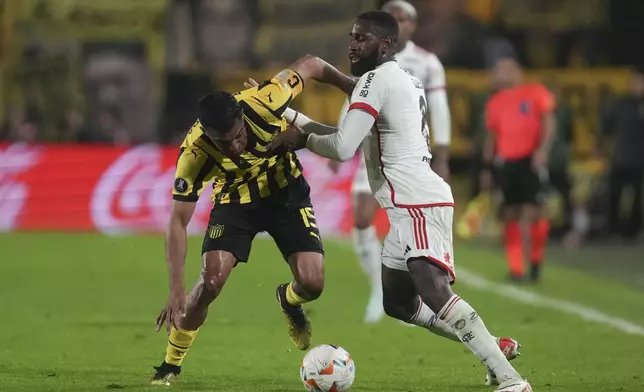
[532,149,548,170]
[267,124,309,155]
[243,78,260,89]
[433,160,450,182]
[155,289,187,334]
[479,169,493,191]
[328,160,341,173]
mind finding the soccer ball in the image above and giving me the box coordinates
[299,344,355,392]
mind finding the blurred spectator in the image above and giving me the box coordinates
[82,42,156,144]
[0,104,40,143]
[496,0,608,67]
[78,107,131,146]
[411,0,489,69]
[599,68,644,239]
[165,0,256,71]
[546,81,574,238]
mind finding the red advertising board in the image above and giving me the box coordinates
[0,143,390,237]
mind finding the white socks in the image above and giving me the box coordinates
[409,298,460,342]
[437,295,522,384]
[352,226,384,323]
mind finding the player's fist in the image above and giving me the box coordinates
[267,124,309,155]
[244,78,260,89]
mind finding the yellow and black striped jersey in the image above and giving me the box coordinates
[172,68,305,205]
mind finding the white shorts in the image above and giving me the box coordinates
[351,158,371,195]
[381,206,456,283]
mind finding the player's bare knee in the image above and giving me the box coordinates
[407,258,453,312]
[200,272,226,300]
[199,250,235,301]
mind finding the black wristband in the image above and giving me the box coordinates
[482,162,493,170]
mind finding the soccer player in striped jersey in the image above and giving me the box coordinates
[150,55,355,386]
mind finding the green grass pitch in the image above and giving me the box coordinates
[1,232,644,391]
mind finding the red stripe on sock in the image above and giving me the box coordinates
[439,295,461,320]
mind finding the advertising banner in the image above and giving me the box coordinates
[0,143,390,237]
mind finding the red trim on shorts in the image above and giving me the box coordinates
[348,102,378,119]
[407,208,429,250]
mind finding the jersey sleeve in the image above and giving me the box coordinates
[337,98,350,127]
[535,85,556,113]
[348,70,387,119]
[425,54,446,92]
[250,68,304,117]
[172,146,211,202]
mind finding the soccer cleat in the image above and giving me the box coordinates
[486,337,522,386]
[150,362,181,386]
[495,380,533,392]
[276,284,312,350]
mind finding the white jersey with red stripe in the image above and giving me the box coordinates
[347,41,449,195]
[348,61,453,209]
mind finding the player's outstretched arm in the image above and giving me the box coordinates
[166,200,196,292]
[268,109,373,162]
[156,200,196,333]
[287,54,356,95]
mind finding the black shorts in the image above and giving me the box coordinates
[498,157,548,206]
[201,176,324,263]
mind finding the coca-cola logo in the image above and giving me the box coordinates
[0,144,43,232]
[90,147,359,236]
[91,145,212,235]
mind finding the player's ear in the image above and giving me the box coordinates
[382,37,394,53]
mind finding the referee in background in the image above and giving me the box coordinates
[481,55,557,282]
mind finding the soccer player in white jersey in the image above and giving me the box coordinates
[268,11,532,392]
[333,0,451,324]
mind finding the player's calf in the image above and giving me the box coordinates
[288,251,325,300]
[277,252,324,350]
[407,258,527,386]
[152,250,236,385]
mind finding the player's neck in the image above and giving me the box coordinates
[377,54,397,67]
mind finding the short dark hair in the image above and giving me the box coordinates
[197,91,242,134]
[357,10,399,40]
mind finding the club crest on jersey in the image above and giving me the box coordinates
[174,178,189,193]
[520,101,531,114]
[208,224,225,239]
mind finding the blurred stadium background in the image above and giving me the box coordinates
[1,1,644,391]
